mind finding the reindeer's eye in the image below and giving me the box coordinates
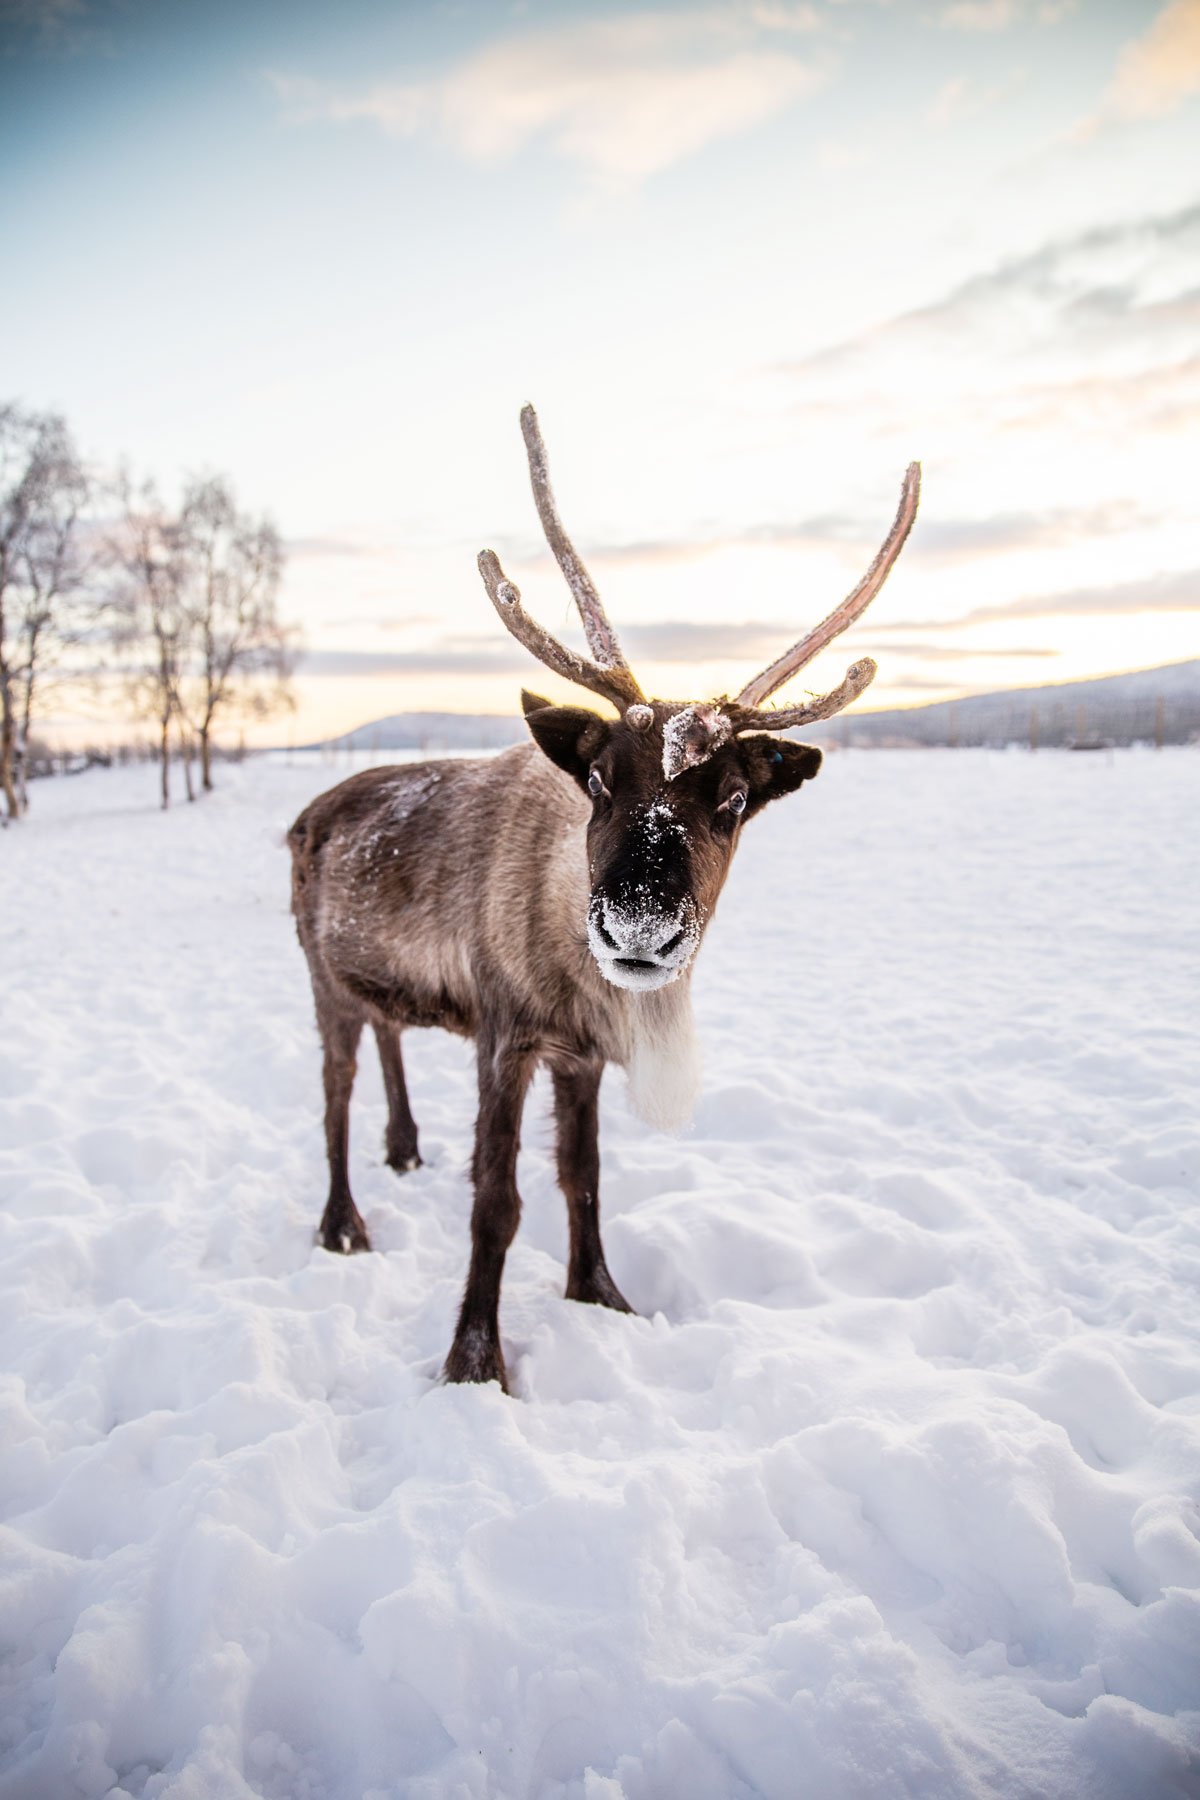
[727,791,747,816]
[587,770,605,798]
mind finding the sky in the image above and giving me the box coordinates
[4,0,1199,743]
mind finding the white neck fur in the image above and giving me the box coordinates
[622,980,701,1130]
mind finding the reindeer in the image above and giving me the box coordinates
[289,408,919,1389]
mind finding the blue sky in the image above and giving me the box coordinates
[5,0,1199,740]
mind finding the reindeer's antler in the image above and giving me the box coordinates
[480,408,919,753]
[729,462,920,729]
[477,407,646,714]
[724,656,880,737]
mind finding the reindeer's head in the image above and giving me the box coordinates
[479,407,920,992]
[518,695,821,989]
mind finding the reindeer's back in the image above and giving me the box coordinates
[288,747,592,1034]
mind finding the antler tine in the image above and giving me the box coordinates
[520,404,632,676]
[730,656,878,735]
[477,550,645,712]
[736,462,920,709]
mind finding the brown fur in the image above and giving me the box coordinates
[290,703,821,1389]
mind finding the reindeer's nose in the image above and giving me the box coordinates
[587,894,699,991]
[593,899,689,966]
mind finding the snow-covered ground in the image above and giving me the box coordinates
[2,746,1199,1800]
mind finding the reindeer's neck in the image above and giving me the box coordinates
[620,978,701,1130]
[573,955,700,1131]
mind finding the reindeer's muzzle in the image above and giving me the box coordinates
[586,894,700,992]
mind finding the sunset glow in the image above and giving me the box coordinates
[5,0,1198,743]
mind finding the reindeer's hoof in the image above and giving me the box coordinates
[443,1328,509,1392]
[317,1209,371,1254]
[386,1149,423,1175]
[566,1265,635,1313]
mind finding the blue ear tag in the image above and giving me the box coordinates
[771,751,783,764]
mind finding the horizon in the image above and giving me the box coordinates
[7,0,1200,747]
[38,648,1200,753]
[300,648,1200,734]
[271,649,1200,753]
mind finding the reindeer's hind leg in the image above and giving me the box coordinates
[551,1057,633,1314]
[373,1021,422,1173]
[314,984,371,1254]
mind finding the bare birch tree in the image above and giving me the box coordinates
[177,474,293,790]
[0,405,93,817]
[110,475,192,810]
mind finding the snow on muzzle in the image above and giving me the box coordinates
[586,893,701,991]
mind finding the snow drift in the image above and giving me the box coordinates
[1,747,1198,1799]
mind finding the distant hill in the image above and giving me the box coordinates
[310,661,1200,755]
[303,712,529,752]
[811,659,1200,749]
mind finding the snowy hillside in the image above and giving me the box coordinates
[302,715,528,753]
[2,747,1199,1800]
[822,659,1200,749]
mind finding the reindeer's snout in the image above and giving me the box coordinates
[587,894,700,991]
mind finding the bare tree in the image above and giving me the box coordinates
[13,449,93,810]
[110,475,193,810]
[178,474,293,791]
[0,404,93,817]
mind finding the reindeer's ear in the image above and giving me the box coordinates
[525,704,612,788]
[520,689,554,717]
[741,739,822,816]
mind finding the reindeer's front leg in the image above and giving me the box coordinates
[443,1033,536,1391]
[551,1057,633,1314]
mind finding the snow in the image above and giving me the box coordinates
[660,706,731,781]
[2,746,1199,1800]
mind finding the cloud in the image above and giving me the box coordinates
[1006,352,1200,437]
[762,199,1200,515]
[939,1,1021,33]
[314,614,439,634]
[964,568,1200,623]
[571,501,1152,576]
[855,641,1058,659]
[300,645,522,678]
[300,640,534,678]
[785,503,1156,562]
[297,621,1066,686]
[0,0,95,53]
[886,569,1200,631]
[270,5,830,187]
[1090,0,1200,126]
[880,674,961,692]
[906,505,1159,558]
[926,71,1026,127]
[784,201,1200,382]
[938,0,1075,31]
[620,619,797,661]
[302,622,787,677]
[283,535,379,559]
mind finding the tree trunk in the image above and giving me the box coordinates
[13,725,27,813]
[0,684,18,820]
[179,718,196,803]
[201,722,213,791]
[160,713,170,810]
[15,674,34,813]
